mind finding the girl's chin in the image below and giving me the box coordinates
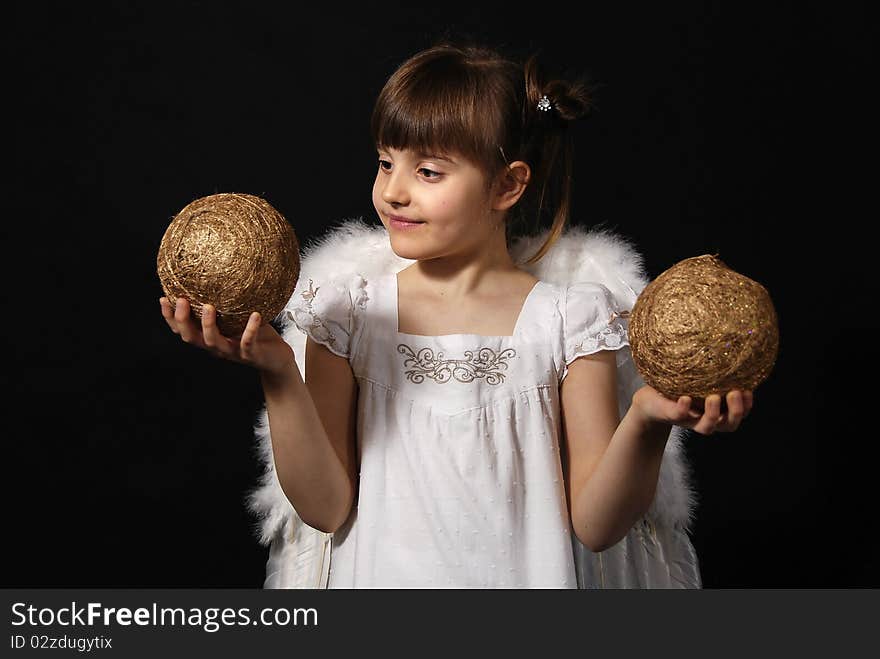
[388,236,433,260]
[390,245,425,260]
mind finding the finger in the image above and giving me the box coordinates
[159,297,180,334]
[722,390,745,431]
[174,298,207,348]
[743,390,754,416]
[693,394,723,435]
[201,304,236,358]
[239,312,262,361]
[674,396,701,424]
[680,396,702,420]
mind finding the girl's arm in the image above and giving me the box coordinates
[561,350,645,552]
[260,336,358,535]
[561,350,751,552]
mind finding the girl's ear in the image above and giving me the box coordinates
[491,161,531,211]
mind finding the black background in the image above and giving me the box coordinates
[5,2,875,587]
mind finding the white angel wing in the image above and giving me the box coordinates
[247,219,701,589]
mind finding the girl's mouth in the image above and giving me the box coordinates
[390,217,425,230]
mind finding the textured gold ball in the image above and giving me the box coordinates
[156,193,300,336]
[628,255,779,403]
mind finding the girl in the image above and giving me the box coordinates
[159,42,753,588]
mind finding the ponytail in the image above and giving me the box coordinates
[509,54,592,265]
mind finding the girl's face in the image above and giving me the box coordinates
[372,146,501,261]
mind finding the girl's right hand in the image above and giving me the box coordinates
[159,296,296,378]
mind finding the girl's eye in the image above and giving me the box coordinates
[378,159,392,171]
[418,168,442,179]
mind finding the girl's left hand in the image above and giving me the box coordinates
[632,385,754,435]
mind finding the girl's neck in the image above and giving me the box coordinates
[401,246,525,302]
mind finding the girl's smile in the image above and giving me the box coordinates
[389,216,426,230]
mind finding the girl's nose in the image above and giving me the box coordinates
[381,170,409,206]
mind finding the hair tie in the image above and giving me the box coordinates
[537,95,553,112]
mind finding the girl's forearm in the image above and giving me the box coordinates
[572,408,671,552]
[259,366,354,534]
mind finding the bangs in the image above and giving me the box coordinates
[371,54,507,172]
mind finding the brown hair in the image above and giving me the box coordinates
[371,41,592,264]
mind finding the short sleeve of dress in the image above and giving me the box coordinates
[284,274,368,359]
[561,281,631,384]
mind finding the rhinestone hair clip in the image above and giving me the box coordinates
[537,95,553,112]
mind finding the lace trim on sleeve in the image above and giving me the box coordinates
[561,316,631,385]
[567,315,630,361]
[285,278,350,358]
[561,284,633,384]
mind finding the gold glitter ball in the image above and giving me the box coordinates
[628,255,779,403]
[156,193,300,336]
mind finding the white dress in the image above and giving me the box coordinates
[287,270,630,588]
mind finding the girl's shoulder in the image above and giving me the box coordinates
[526,278,625,339]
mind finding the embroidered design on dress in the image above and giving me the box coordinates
[286,278,341,351]
[396,344,517,385]
[352,276,369,311]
